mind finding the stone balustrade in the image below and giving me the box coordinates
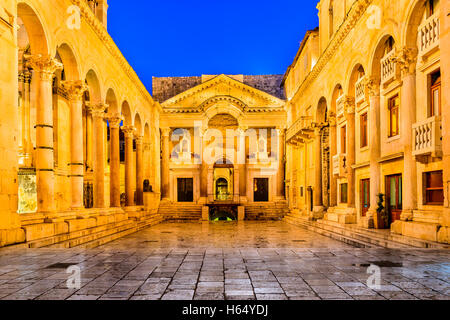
[355,76,365,104]
[336,95,345,119]
[381,49,396,85]
[412,116,442,161]
[286,116,313,143]
[418,11,440,57]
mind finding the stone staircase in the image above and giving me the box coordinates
[284,213,450,249]
[158,203,203,222]
[245,201,289,221]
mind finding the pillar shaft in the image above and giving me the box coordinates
[344,98,356,208]
[27,55,62,213]
[123,126,136,206]
[367,78,381,221]
[313,129,323,208]
[277,128,286,198]
[135,136,144,205]
[62,81,88,209]
[108,114,122,207]
[92,104,107,208]
[161,128,171,200]
[329,113,338,207]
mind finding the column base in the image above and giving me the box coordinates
[309,206,325,220]
[401,209,414,221]
[324,206,357,224]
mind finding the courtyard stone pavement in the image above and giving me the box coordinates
[0,221,449,300]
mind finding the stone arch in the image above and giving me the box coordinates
[316,97,328,123]
[368,33,397,80]
[202,97,245,127]
[106,88,119,114]
[85,69,102,104]
[346,63,366,98]
[134,113,142,136]
[403,0,428,49]
[17,2,50,55]
[56,43,80,81]
[121,101,132,125]
[330,84,343,113]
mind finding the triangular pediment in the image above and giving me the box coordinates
[161,74,285,113]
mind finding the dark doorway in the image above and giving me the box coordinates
[177,178,193,202]
[386,174,402,225]
[254,178,269,202]
[361,179,370,217]
[215,178,229,201]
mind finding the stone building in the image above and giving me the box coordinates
[283,0,450,244]
[0,0,448,248]
[154,74,288,221]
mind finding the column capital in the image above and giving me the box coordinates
[106,112,123,128]
[364,76,381,97]
[25,54,62,81]
[327,111,337,126]
[122,125,136,138]
[394,47,418,77]
[343,96,356,115]
[161,127,171,137]
[135,135,144,144]
[61,80,89,102]
[89,103,108,118]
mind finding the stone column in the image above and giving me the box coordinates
[161,128,171,200]
[276,127,286,199]
[27,55,62,213]
[312,127,324,217]
[366,78,381,227]
[122,126,136,206]
[107,113,122,207]
[135,134,144,206]
[62,80,88,210]
[344,96,356,208]
[85,105,94,172]
[91,104,108,208]
[397,48,418,221]
[23,71,33,167]
[199,129,208,202]
[234,167,240,203]
[328,112,338,207]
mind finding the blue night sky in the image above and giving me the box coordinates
[108,0,319,91]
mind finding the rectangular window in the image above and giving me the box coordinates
[340,183,348,204]
[430,70,441,117]
[424,171,444,205]
[360,113,368,148]
[361,179,370,217]
[341,125,347,154]
[388,95,400,138]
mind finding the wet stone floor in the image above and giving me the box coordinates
[0,221,449,300]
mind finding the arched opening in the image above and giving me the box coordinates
[213,160,234,202]
[216,178,229,201]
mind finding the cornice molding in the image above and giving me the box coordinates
[70,0,159,111]
[291,0,373,103]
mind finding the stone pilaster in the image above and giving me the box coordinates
[107,113,122,207]
[396,47,418,221]
[161,128,171,200]
[135,134,144,206]
[276,127,286,199]
[343,96,356,208]
[366,77,381,228]
[26,55,63,213]
[61,80,89,210]
[23,70,32,166]
[91,103,108,208]
[122,125,136,206]
[328,111,338,207]
[312,127,324,218]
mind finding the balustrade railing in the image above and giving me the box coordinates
[419,11,440,56]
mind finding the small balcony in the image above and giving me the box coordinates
[286,116,314,144]
[355,76,365,104]
[418,11,440,57]
[332,153,347,178]
[336,95,345,119]
[380,50,396,86]
[412,116,442,163]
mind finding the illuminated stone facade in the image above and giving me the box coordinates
[283,0,449,244]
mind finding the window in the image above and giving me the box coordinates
[427,0,437,17]
[360,113,368,148]
[340,183,348,204]
[388,95,400,137]
[386,174,403,224]
[341,125,347,154]
[361,179,370,217]
[424,171,444,205]
[384,37,395,56]
[430,70,441,117]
